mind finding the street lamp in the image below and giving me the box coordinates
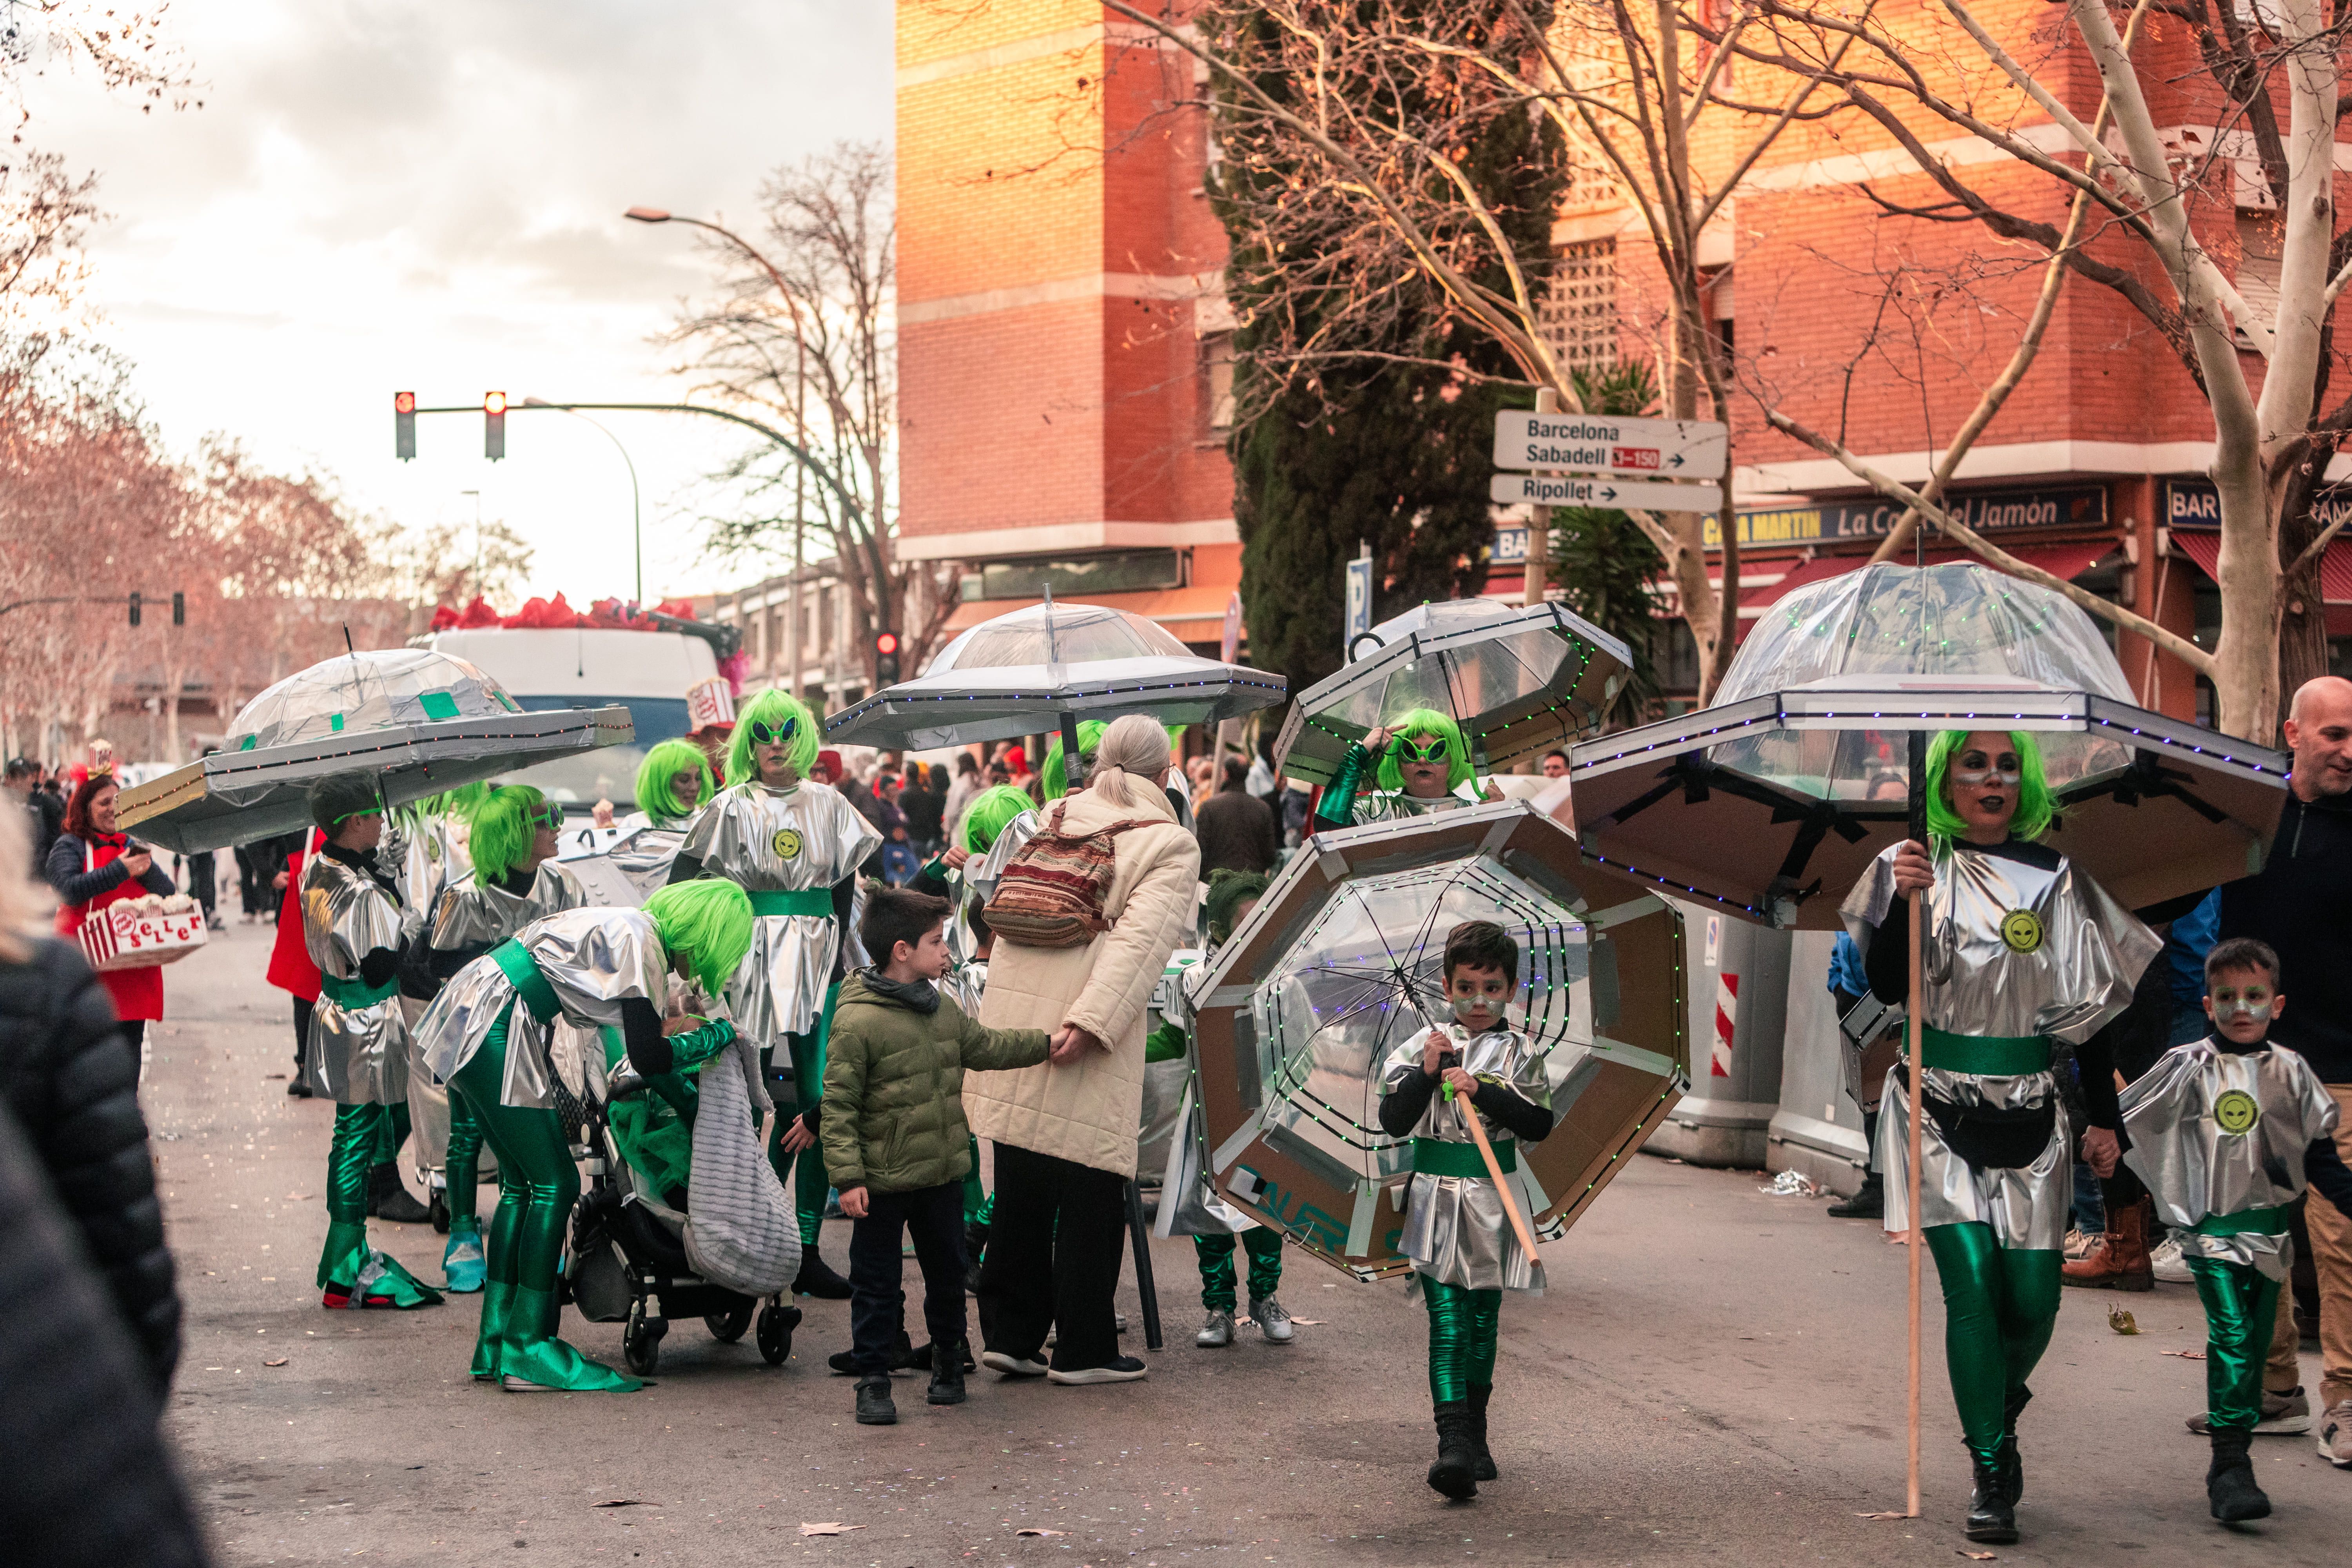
[523,397,643,604]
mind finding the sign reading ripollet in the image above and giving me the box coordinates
[1492,410,1728,479]
[1489,472,1725,513]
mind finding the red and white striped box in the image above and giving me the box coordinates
[79,904,209,972]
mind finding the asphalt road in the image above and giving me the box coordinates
[148,920,2347,1566]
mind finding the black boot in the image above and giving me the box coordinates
[828,1329,915,1377]
[1964,1452,2018,1544]
[367,1163,432,1223]
[1994,1387,2029,1505]
[1826,1171,1883,1219]
[928,1342,969,1406]
[2206,1429,2270,1522]
[1426,1402,1479,1500]
[855,1375,897,1426]
[1467,1383,1498,1481]
[793,1250,854,1300]
[964,1219,989,1296]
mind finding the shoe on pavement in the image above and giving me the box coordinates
[286,1078,313,1098]
[2149,1235,2192,1284]
[827,1331,917,1377]
[367,1162,432,1224]
[928,1343,969,1406]
[1047,1355,1148,1385]
[2062,1194,2152,1291]
[2189,1385,2312,1436]
[1827,1174,1884,1220]
[2320,1399,2352,1468]
[980,1349,1048,1378]
[855,1376,897,1426]
[792,1252,854,1300]
[1249,1296,1295,1344]
[2062,1227,2098,1261]
[1195,1310,1236,1348]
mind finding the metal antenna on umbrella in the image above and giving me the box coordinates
[1904,499,1930,1519]
[1041,586,1084,791]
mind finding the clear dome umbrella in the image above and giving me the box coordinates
[1183,799,1688,1281]
[1272,598,1632,787]
[1568,563,2289,929]
[116,647,633,852]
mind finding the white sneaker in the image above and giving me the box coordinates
[980,1349,1047,1378]
[1196,1310,1236,1348]
[2149,1236,2192,1284]
[2321,1399,2352,1468]
[1249,1296,1295,1344]
[2189,1385,2312,1436]
[1047,1355,1147,1385]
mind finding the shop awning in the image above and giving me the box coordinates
[938,583,1236,642]
[2167,530,2352,633]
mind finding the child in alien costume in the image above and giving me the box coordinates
[1844,730,2158,1546]
[416,880,754,1390]
[669,689,882,1299]
[1313,708,1501,830]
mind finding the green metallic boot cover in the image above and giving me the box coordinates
[471,1276,514,1379]
[442,1216,486,1294]
[496,1287,640,1392]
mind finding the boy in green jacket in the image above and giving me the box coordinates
[824,887,1051,1425]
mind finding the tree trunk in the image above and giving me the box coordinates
[2208,442,2282,740]
[1663,281,1732,701]
[2274,484,2332,733]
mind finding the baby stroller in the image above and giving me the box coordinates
[556,1022,804,1376]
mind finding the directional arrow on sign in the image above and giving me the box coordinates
[1492,410,1728,479]
[1489,473,1724,513]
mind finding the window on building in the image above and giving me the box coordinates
[1202,332,1236,432]
[1543,239,1619,376]
[1702,265,1734,365]
[978,550,1186,601]
[2235,212,2281,351]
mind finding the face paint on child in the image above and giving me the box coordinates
[2205,967,2284,1045]
[1446,964,1512,1031]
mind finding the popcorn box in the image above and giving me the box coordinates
[80,903,209,971]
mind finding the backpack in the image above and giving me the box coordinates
[982,799,1154,947]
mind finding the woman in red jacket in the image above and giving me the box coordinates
[45,775,174,1060]
[264,828,323,1095]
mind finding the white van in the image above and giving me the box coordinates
[424,627,721,815]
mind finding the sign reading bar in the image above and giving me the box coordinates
[1492,411,1728,480]
[1491,473,1724,513]
[1701,483,2108,549]
[2163,475,2352,532]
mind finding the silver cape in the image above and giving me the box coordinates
[389,812,472,940]
[949,808,1039,967]
[939,956,989,1019]
[2122,1038,2341,1280]
[416,905,671,1110]
[1379,1021,1551,1291]
[678,779,881,1043]
[427,860,590,952]
[1843,839,2158,1249]
[298,850,410,1105]
[1347,781,1484,827]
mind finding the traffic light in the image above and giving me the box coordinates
[874,630,901,685]
[484,390,507,460]
[127,592,141,627]
[394,390,416,460]
[172,591,185,626]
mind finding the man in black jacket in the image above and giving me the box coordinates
[2219,675,2352,1466]
[7,758,62,869]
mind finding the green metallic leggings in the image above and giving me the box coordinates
[1924,1223,2061,1466]
[1422,1274,1502,1405]
[963,1134,989,1225]
[368,1102,411,1167]
[444,1094,483,1225]
[1196,1228,1284,1312]
[327,1102,391,1230]
[450,1008,579,1301]
[2186,1256,2280,1432]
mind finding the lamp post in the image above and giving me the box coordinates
[523,397,643,603]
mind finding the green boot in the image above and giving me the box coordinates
[497,1287,640,1393]
[319,1220,443,1310]
[442,1218,486,1294]
[471,1277,516,1380]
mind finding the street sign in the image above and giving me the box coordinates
[1344,555,1373,657]
[1490,473,1724,513]
[1492,411,1727,479]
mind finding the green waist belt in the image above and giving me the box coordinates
[2192,1205,2291,1238]
[1921,1026,2052,1076]
[748,889,833,918]
[316,970,398,1010]
[1412,1136,1515,1178]
[490,940,561,1027]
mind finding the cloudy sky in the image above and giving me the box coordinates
[18,0,893,604]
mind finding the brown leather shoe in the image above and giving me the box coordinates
[2062,1194,2153,1291]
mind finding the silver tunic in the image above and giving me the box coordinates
[681,779,881,1043]
[390,812,471,940]
[2122,1038,2342,1280]
[428,860,590,952]
[1379,1022,1551,1290]
[1843,839,2159,1249]
[1347,781,1483,826]
[416,905,672,1110]
[298,850,410,1105]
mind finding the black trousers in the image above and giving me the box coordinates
[976,1142,1127,1372]
[291,996,312,1071]
[183,850,214,917]
[234,848,265,916]
[848,1180,968,1377]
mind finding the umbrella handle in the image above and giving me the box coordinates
[1455,1094,1542,1266]
[1905,884,1925,1519]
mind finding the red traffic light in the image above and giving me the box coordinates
[483,390,508,415]
[393,390,416,414]
[874,631,900,655]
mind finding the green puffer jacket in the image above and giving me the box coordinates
[820,970,1051,1194]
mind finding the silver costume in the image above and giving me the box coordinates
[428,861,590,953]
[680,780,881,1042]
[1843,839,2158,1249]
[390,811,472,941]
[1379,1021,1551,1291]
[2122,1038,2342,1281]
[417,906,671,1111]
[298,850,410,1105]
[1348,782,1484,827]
[949,808,1039,967]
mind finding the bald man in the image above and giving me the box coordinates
[2219,676,2352,1466]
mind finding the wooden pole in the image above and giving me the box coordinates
[1524,386,1556,607]
[1458,1098,1542,1267]
[1904,725,1928,1520]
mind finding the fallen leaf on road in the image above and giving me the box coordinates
[593,1499,651,1508]
[263,1358,287,1367]
[2160,1348,2207,1360]
[1289,1319,1326,1326]
[2107,1307,2139,1335]
[1958,1552,1996,1561]
[799,1523,863,1536]
[1854,1510,1906,1520]
[285,1193,311,1201]
[1016,1528,1067,1537]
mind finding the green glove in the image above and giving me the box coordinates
[664,1015,738,1071]
[1144,1021,1188,1064]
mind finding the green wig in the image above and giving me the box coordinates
[959,784,1037,855]
[1202,867,1271,947]
[1042,720,1186,800]
[1373,708,1475,793]
[468,785,554,884]
[644,879,755,995]
[726,688,820,787]
[634,738,715,827]
[1923,729,2056,845]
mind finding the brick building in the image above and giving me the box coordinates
[895,3,2352,717]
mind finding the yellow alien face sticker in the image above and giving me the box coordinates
[1999,909,2044,954]
[2213,1089,2260,1136]
[771,828,804,861]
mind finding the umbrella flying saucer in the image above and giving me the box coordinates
[1185,799,1688,1280]
[1272,597,1633,788]
[116,647,633,853]
[1568,563,2289,929]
